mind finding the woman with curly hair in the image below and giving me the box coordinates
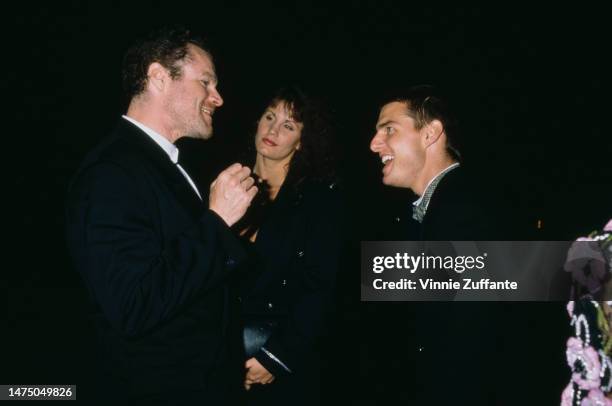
[232,86,341,405]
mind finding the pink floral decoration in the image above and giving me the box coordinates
[567,337,602,390]
[561,383,574,406]
[581,388,612,405]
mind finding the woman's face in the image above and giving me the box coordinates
[255,101,303,162]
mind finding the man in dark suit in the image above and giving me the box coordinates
[66,27,258,404]
[366,86,501,404]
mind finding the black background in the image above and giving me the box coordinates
[4,2,610,404]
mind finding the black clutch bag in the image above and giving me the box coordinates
[243,320,277,358]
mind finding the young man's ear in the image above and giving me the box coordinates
[423,119,444,147]
[146,62,169,93]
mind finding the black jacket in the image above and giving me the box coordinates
[413,166,496,240]
[234,177,342,404]
[363,167,505,405]
[65,118,246,403]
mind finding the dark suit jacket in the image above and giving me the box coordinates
[363,167,506,405]
[65,119,246,403]
[416,166,495,240]
[234,178,342,405]
[361,167,559,405]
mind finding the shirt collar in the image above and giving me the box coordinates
[122,115,179,164]
[412,162,460,208]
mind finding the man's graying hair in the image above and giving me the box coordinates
[122,26,208,100]
[392,85,461,161]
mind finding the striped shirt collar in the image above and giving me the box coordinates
[412,162,460,222]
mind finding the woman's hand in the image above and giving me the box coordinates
[244,357,275,390]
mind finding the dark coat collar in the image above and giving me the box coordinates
[115,118,205,218]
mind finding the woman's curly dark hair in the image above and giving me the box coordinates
[259,86,337,185]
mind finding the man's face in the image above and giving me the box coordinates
[370,101,426,189]
[164,44,223,140]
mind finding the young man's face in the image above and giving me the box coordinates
[370,101,426,190]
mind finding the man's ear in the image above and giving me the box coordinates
[146,62,169,93]
[423,119,444,147]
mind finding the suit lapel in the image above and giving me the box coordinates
[118,119,205,218]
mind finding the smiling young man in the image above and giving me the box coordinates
[366,86,501,404]
[370,85,492,240]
